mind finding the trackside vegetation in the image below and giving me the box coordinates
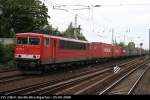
[0,42,16,69]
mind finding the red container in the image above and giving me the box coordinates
[88,42,101,59]
[113,46,122,58]
[89,42,113,59]
[99,43,113,58]
[121,47,127,57]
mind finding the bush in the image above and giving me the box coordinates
[7,60,16,68]
[0,42,16,69]
[4,44,16,62]
[0,42,5,63]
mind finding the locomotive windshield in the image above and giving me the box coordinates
[17,37,28,45]
[29,38,40,45]
[17,37,40,45]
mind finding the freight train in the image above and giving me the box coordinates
[15,33,147,74]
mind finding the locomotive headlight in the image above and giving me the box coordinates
[33,55,36,59]
[36,55,40,59]
[33,55,40,59]
[15,54,21,58]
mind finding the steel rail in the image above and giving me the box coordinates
[25,58,142,95]
[127,65,150,95]
[2,57,143,95]
[99,61,149,95]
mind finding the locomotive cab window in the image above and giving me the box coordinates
[17,37,28,45]
[29,37,40,45]
[45,37,50,47]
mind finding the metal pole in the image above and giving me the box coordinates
[112,29,114,45]
[124,34,125,44]
[74,14,78,39]
[149,29,150,58]
[140,45,142,56]
[75,14,77,28]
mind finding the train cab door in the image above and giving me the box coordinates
[92,43,96,58]
[42,37,51,64]
[87,43,90,60]
[89,43,93,59]
[52,39,56,63]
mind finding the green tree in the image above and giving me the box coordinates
[63,22,75,38]
[4,44,15,62]
[0,42,5,63]
[0,43,16,68]
[34,24,53,35]
[128,42,135,49]
[63,22,86,41]
[0,0,51,37]
[118,42,126,47]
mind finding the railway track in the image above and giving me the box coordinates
[0,57,138,93]
[98,62,150,95]
[0,70,21,78]
[0,69,17,73]
[1,57,146,95]
[0,75,27,84]
[127,65,149,95]
[53,58,149,95]
[0,70,25,84]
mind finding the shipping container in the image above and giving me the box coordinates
[121,47,127,57]
[100,43,113,58]
[89,42,113,59]
[135,48,141,56]
[113,46,122,58]
[89,42,101,59]
[126,48,132,56]
[130,48,140,56]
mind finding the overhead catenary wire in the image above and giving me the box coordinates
[43,1,134,36]
[41,0,147,47]
[45,0,141,35]
[43,0,112,32]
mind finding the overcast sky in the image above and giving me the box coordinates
[42,0,150,49]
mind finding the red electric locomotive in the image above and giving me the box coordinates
[15,33,90,73]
